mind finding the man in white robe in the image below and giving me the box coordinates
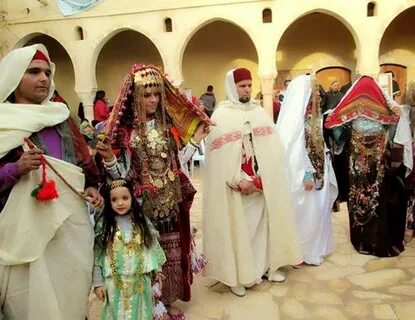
[276,75,338,266]
[0,44,102,319]
[203,68,301,297]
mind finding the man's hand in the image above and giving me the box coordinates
[83,187,104,208]
[238,179,255,195]
[192,123,210,144]
[94,286,105,301]
[16,149,43,175]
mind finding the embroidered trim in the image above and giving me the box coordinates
[210,131,242,150]
[252,126,273,136]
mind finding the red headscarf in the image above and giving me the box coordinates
[32,50,50,65]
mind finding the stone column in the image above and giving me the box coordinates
[355,25,380,77]
[259,74,277,119]
[76,89,96,121]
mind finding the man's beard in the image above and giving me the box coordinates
[239,96,250,103]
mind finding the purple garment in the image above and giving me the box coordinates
[0,127,61,192]
[0,163,20,193]
[39,127,62,159]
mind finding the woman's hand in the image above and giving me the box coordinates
[96,137,115,162]
[192,123,210,144]
[303,180,315,191]
[94,286,106,301]
[392,106,401,117]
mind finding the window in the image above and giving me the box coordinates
[367,2,376,17]
[262,8,272,23]
[75,26,84,40]
[164,18,173,32]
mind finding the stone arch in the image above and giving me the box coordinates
[181,18,259,101]
[94,28,164,105]
[275,11,358,90]
[379,6,415,102]
[276,9,360,55]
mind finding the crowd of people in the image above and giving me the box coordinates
[0,44,414,320]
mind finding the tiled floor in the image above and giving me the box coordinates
[88,168,415,320]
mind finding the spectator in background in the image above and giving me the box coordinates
[324,80,344,113]
[386,71,401,101]
[199,85,216,117]
[278,79,291,103]
[93,90,110,122]
[273,92,281,123]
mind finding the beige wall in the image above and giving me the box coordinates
[2,0,415,116]
[96,30,164,107]
[182,21,258,101]
[379,7,415,87]
[277,13,356,73]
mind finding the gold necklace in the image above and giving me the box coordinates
[108,225,145,310]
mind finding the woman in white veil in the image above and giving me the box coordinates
[276,75,338,265]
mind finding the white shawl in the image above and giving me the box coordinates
[0,44,69,159]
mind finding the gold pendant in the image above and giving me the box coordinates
[153,178,164,188]
[168,170,175,181]
[135,233,142,244]
[161,152,167,158]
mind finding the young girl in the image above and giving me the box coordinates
[93,179,166,319]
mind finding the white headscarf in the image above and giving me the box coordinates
[0,44,57,103]
[276,74,313,191]
[221,69,258,110]
[0,44,69,159]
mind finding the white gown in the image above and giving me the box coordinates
[276,75,338,265]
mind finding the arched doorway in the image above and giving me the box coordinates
[379,7,415,104]
[316,66,351,92]
[182,20,258,101]
[96,30,163,106]
[379,64,406,103]
[24,35,77,114]
[276,12,357,93]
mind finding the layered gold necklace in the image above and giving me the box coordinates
[108,225,144,309]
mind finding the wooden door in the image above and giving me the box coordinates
[380,64,407,104]
[316,67,351,92]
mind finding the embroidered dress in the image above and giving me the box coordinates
[325,76,412,257]
[94,216,166,320]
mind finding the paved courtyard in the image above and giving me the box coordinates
[88,168,415,320]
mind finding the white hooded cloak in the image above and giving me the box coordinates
[203,69,301,286]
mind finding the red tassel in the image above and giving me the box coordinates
[32,155,59,201]
[36,180,59,201]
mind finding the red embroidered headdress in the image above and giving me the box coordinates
[106,64,211,147]
[325,76,398,129]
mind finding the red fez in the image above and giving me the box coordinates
[32,50,50,65]
[233,68,252,84]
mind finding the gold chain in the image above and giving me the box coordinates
[108,225,145,309]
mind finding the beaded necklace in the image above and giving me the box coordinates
[349,127,388,226]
